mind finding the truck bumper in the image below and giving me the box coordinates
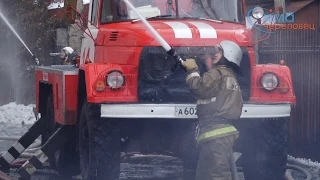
[100,103,292,119]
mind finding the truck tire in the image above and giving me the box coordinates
[237,118,288,180]
[42,95,79,176]
[79,99,120,180]
[175,122,199,180]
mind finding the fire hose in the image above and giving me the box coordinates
[122,0,184,69]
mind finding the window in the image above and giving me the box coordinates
[91,0,99,26]
[101,0,129,23]
[100,0,245,24]
[238,0,246,23]
[101,0,115,23]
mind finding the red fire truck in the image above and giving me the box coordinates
[0,0,296,179]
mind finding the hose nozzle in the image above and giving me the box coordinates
[167,48,185,65]
[32,55,39,66]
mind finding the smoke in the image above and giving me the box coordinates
[0,1,55,105]
[0,3,22,106]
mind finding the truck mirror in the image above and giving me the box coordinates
[62,0,78,25]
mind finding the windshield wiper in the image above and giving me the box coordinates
[132,15,172,23]
[182,16,223,24]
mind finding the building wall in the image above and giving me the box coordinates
[67,0,86,54]
[47,0,88,55]
[256,1,320,161]
[291,1,319,24]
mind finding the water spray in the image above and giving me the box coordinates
[122,0,185,67]
[0,10,39,65]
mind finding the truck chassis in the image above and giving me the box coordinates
[0,64,292,180]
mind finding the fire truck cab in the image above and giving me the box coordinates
[31,0,296,179]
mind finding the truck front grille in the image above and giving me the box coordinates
[137,46,251,103]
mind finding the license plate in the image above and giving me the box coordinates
[175,106,197,117]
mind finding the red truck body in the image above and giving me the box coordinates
[33,1,297,179]
[35,14,296,124]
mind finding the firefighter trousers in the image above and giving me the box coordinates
[195,134,238,180]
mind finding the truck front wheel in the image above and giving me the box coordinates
[79,99,121,180]
[171,122,199,180]
[235,118,288,180]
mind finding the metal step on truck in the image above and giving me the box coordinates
[0,0,296,180]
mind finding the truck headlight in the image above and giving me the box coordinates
[260,72,278,91]
[106,71,124,89]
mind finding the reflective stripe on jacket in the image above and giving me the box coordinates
[197,125,239,144]
[185,65,243,144]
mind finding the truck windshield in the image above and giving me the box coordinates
[100,0,244,24]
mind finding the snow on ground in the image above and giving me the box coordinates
[47,0,90,10]
[0,102,36,125]
[47,2,64,10]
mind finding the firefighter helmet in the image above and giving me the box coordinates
[219,40,242,67]
[60,47,74,61]
[62,47,74,54]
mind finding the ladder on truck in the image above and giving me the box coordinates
[0,115,71,179]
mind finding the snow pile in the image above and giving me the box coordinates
[47,0,90,10]
[288,155,320,168]
[47,0,64,10]
[0,102,36,125]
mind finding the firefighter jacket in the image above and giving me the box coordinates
[185,62,243,144]
[63,51,78,65]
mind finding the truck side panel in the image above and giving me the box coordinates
[65,75,79,125]
[35,66,79,125]
[55,73,64,123]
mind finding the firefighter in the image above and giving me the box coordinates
[60,47,78,65]
[182,40,243,180]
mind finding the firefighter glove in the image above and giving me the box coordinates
[184,58,198,72]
